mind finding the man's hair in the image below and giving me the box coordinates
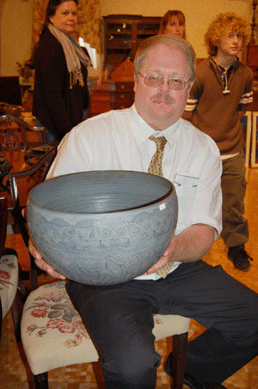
[204,12,249,56]
[134,34,196,82]
[159,10,186,39]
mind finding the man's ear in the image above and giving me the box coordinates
[134,73,137,92]
[187,81,194,96]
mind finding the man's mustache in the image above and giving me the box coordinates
[150,93,174,103]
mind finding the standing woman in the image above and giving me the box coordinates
[32,0,92,144]
[159,10,186,39]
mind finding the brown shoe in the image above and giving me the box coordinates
[228,245,253,271]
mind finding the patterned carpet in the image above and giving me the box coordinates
[1,168,258,388]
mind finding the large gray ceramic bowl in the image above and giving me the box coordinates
[26,170,178,285]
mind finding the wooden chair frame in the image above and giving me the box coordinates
[0,114,46,150]
[9,146,57,292]
[0,195,23,341]
[0,195,8,340]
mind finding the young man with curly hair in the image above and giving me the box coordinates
[184,12,254,271]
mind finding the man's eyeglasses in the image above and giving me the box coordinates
[138,72,191,91]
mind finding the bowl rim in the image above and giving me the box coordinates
[27,170,177,216]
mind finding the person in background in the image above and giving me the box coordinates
[183,12,253,271]
[159,10,186,39]
[31,0,93,144]
[29,34,258,389]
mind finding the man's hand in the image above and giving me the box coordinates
[145,224,215,275]
[28,239,66,280]
[23,208,66,280]
[145,236,176,274]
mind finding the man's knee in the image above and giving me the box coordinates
[226,288,258,346]
[102,346,160,385]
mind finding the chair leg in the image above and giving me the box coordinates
[11,288,22,342]
[171,332,188,389]
[34,372,48,389]
[12,273,28,342]
[0,298,2,342]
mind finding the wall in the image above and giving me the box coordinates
[0,0,254,76]
[100,0,252,58]
[0,0,32,76]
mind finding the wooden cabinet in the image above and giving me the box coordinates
[88,15,161,117]
[245,44,258,81]
[103,15,161,75]
[243,44,258,110]
[88,81,134,117]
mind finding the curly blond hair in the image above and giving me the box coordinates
[204,12,249,56]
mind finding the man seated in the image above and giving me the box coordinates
[29,34,258,389]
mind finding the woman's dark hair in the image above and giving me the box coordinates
[28,0,78,69]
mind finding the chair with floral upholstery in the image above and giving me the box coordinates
[9,151,190,389]
[0,194,20,341]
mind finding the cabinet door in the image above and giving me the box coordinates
[134,19,161,57]
[245,44,258,82]
[104,19,134,72]
[246,45,258,67]
[104,15,161,75]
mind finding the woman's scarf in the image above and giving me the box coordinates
[48,23,91,89]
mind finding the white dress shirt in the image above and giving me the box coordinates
[47,105,222,280]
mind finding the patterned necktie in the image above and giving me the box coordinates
[148,135,173,278]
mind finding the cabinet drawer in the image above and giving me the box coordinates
[90,91,110,101]
[110,92,133,103]
[90,101,110,112]
[114,82,134,91]
[111,101,132,110]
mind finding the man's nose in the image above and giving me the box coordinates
[159,80,170,93]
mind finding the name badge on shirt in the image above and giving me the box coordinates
[174,173,199,187]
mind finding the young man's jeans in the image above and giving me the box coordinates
[221,152,248,248]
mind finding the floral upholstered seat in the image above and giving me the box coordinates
[0,248,18,322]
[21,280,190,377]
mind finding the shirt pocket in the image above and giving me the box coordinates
[173,173,199,228]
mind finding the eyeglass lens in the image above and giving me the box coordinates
[143,74,187,90]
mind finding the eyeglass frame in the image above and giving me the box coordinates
[137,71,191,91]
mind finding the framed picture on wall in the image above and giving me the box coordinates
[251,112,258,167]
[240,111,252,168]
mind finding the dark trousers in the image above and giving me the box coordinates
[67,260,258,388]
[221,152,248,248]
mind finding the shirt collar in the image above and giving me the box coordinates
[210,56,238,73]
[130,104,181,146]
